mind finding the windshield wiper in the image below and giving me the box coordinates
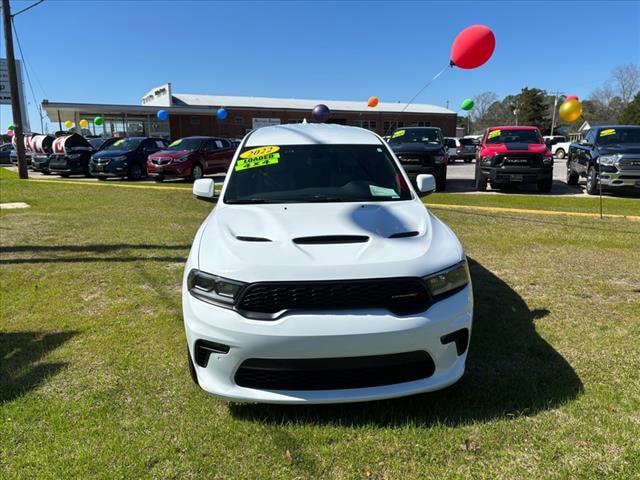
[225,198,269,204]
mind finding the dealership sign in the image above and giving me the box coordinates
[252,118,281,129]
[0,58,30,130]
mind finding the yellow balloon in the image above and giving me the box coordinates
[559,99,582,122]
[64,120,73,129]
[79,119,89,128]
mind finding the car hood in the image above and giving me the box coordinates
[389,143,444,154]
[150,149,193,159]
[481,143,548,155]
[598,144,640,155]
[196,201,464,283]
[93,150,132,159]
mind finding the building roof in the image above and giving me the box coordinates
[172,93,455,115]
[244,123,382,146]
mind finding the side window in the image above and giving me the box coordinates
[215,140,224,149]
[220,139,231,149]
[205,140,218,151]
[155,140,166,149]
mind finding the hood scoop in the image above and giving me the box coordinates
[293,235,369,245]
[389,231,419,239]
[236,235,272,242]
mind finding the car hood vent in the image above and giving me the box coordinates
[236,236,272,242]
[293,235,369,245]
[389,231,419,239]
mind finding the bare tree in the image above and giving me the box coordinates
[611,64,640,105]
[469,91,499,122]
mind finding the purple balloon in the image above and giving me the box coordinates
[312,104,330,122]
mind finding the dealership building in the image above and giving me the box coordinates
[41,83,457,140]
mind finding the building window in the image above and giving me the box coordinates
[234,116,244,125]
[353,120,377,131]
[190,116,200,125]
[287,119,303,124]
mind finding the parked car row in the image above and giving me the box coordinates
[8,133,238,182]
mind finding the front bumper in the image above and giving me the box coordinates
[183,284,473,404]
[600,169,640,189]
[147,162,191,178]
[401,164,446,176]
[481,166,552,184]
[89,163,127,177]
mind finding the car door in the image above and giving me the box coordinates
[201,139,218,174]
[576,130,594,175]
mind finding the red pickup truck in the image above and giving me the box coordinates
[147,136,236,182]
[474,126,554,192]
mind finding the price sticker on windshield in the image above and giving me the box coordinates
[236,146,280,171]
[392,130,405,139]
[169,139,182,147]
[114,140,124,146]
[487,130,501,140]
[599,129,616,137]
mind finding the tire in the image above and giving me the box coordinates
[154,176,165,183]
[537,178,553,193]
[128,163,143,181]
[566,161,579,185]
[474,168,487,191]
[191,163,204,182]
[187,348,199,386]
[42,171,50,176]
[556,148,565,159]
[60,173,69,178]
[97,177,107,181]
[586,166,599,195]
[464,159,472,163]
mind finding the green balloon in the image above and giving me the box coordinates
[8,124,15,131]
[94,116,104,126]
[461,98,474,111]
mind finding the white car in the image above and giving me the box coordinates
[551,141,571,159]
[183,123,473,404]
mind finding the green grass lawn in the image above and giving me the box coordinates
[2,168,639,479]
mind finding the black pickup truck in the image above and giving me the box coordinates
[388,127,448,190]
[567,125,640,195]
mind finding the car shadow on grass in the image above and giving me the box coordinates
[0,331,78,404]
[229,258,583,427]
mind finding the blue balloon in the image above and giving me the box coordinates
[216,108,228,121]
[157,110,168,121]
[312,104,330,122]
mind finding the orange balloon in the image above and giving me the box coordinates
[367,96,379,108]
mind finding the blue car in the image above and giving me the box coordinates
[89,137,168,180]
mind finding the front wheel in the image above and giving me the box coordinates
[566,162,579,185]
[154,176,165,183]
[556,148,565,159]
[191,164,204,182]
[586,167,599,195]
[128,164,143,181]
[464,158,472,163]
[474,169,487,191]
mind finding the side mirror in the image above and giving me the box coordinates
[193,178,215,202]
[416,174,436,195]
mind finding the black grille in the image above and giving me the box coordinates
[235,351,435,390]
[151,158,172,165]
[236,277,430,319]
[495,153,543,167]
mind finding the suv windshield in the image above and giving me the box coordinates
[388,128,441,145]
[224,144,412,204]
[596,127,640,145]
[486,129,541,144]
[459,138,477,146]
[166,138,204,151]
[103,138,142,151]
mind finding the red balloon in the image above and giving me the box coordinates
[450,25,496,69]
[7,130,14,136]
[565,95,579,101]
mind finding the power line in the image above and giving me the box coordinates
[11,0,44,17]
[11,16,45,132]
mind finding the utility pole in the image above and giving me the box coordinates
[549,90,561,136]
[2,0,28,179]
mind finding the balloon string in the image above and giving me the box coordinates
[385,63,451,136]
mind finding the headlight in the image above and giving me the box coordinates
[174,155,190,163]
[67,153,82,160]
[481,156,492,165]
[433,155,445,164]
[599,154,620,166]
[543,155,554,165]
[423,260,470,298]
[187,269,246,307]
[112,155,127,162]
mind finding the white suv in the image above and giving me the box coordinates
[183,123,473,404]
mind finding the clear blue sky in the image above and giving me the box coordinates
[1,0,639,132]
